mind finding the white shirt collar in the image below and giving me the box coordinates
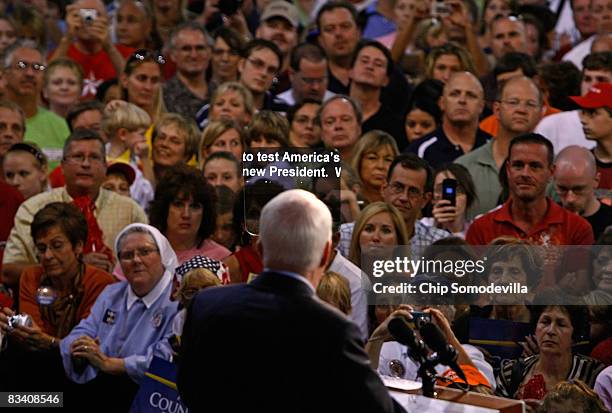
[126,269,172,310]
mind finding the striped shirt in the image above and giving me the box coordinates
[495,354,605,399]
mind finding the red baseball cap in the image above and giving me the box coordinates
[570,83,612,109]
[106,161,135,185]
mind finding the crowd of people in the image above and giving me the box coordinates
[0,0,610,411]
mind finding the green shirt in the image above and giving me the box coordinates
[455,140,501,220]
[25,107,70,170]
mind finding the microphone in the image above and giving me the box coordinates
[387,316,428,363]
[419,322,468,386]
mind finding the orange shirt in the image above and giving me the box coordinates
[479,105,561,137]
[19,264,116,337]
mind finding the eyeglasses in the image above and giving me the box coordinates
[127,49,166,67]
[389,181,423,198]
[246,57,278,76]
[499,99,540,110]
[11,60,46,72]
[118,247,159,261]
[64,153,105,164]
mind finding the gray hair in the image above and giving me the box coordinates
[3,39,44,69]
[116,225,156,254]
[169,21,212,50]
[259,190,332,274]
[316,94,363,126]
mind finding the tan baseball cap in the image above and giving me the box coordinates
[260,1,299,28]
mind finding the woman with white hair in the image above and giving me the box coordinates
[60,223,179,409]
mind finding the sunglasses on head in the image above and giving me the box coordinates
[8,142,46,165]
[126,49,166,67]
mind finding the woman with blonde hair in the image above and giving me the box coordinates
[199,119,246,164]
[317,271,352,316]
[424,43,476,84]
[351,130,399,205]
[197,81,254,130]
[541,380,609,413]
[348,202,409,268]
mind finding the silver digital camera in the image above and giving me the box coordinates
[79,8,98,24]
[7,314,32,331]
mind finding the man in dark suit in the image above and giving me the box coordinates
[178,189,405,412]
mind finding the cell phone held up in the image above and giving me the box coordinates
[442,178,457,207]
[430,0,451,19]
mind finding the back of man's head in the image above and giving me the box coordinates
[260,189,332,274]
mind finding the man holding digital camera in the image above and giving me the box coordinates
[50,0,133,99]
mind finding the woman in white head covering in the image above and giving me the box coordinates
[60,223,179,410]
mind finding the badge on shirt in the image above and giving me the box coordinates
[152,312,163,328]
[388,360,406,378]
[103,309,117,325]
[36,286,57,306]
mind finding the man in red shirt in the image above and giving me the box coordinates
[50,0,133,99]
[466,133,594,246]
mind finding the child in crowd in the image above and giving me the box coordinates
[102,162,135,198]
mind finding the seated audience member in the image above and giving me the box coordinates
[589,305,612,365]
[466,134,594,246]
[423,43,476,84]
[474,240,542,322]
[60,224,178,410]
[404,80,443,144]
[569,83,612,199]
[51,0,133,98]
[203,152,242,193]
[0,203,115,390]
[339,154,449,258]
[163,22,211,120]
[351,130,399,205]
[277,42,334,106]
[348,202,409,272]
[317,95,362,162]
[43,58,83,120]
[595,366,612,412]
[535,52,612,154]
[2,129,147,287]
[149,165,230,263]
[199,119,245,162]
[196,81,254,130]
[208,27,245,94]
[496,306,605,401]
[368,306,495,393]
[156,255,227,362]
[3,142,48,199]
[540,380,609,413]
[223,180,285,283]
[554,146,612,240]
[317,271,352,315]
[66,100,104,135]
[287,99,322,148]
[4,40,70,171]
[212,185,236,249]
[349,40,407,150]
[149,113,199,185]
[102,162,135,198]
[326,223,369,341]
[96,78,121,105]
[114,0,153,50]
[0,100,25,179]
[120,48,165,124]
[101,102,154,208]
[537,61,582,111]
[421,164,476,238]
[456,76,543,218]
[246,111,290,149]
[407,72,489,169]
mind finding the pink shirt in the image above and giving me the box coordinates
[175,239,231,264]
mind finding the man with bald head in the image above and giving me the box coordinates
[457,76,544,217]
[50,0,132,98]
[407,71,489,168]
[554,146,612,239]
